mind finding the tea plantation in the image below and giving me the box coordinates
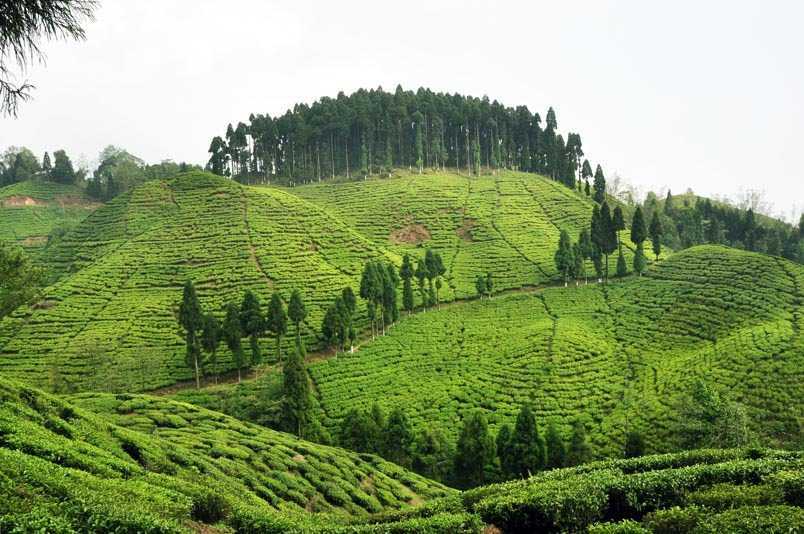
[0,170,641,392]
[275,245,801,454]
[0,376,461,533]
[0,180,100,252]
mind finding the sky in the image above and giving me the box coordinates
[2,0,802,221]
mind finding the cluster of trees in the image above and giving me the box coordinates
[0,243,44,319]
[0,146,83,186]
[207,86,602,190]
[87,146,201,200]
[643,191,803,264]
[178,282,307,387]
[337,403,608,488]
[475,272,494,299]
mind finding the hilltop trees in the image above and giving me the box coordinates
[207,87,597,189]
[178,281,204,389]
[51,150,77,184]
[593,165,607,204]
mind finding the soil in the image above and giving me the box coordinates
[390,223,431,244]
[1,196,46,207]
[457,218,477,241]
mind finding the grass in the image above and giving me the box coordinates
[0,376,454,532]
[181,246,803,455]
[0,180,100,252]
[0,169,644,393]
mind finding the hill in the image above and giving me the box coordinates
[0,377,456,533]
[176,246,803,454]
[0,180,100,252]
[0,169,643,392]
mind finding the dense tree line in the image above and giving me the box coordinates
[1,146,83,186]
[207,86,595,190]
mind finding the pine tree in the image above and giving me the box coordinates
[414,258,427,311]
[201,313,221,385]
[584,178,591,197]
[554,229,574,287]
[663,190,674,216]
[572,243,585,286]
[496,423,513,478]
[593,164,606,204]
[508,405,546,477]
[222,302,245,383]
[383,263,399,328]
[649,211,663,260]
[282,336,312,438]
[633,243,647,276]
[453,411,495,488]
[287,289,307,341]
[360,262,382,336]
[475,274,486,299]
[612,206,625,246]
[240,290,264,367]
[545,421,566,469]
[41,151,52,176]
[178,280,204,389]
[266,292,288,362]
[566,420,592,466]
[624,430,645,458]
[339,409,377,453]
[382,406,414,468]
[630,206,647,246]
[400,254,415,313]
[578,229,593,284]
[412,425,453,482]
[581,159,593,191]
[616,246,627,277]
[425,249,446,307]
[51,149,76,184]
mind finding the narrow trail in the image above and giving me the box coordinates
[536,293,558,364]
[241,190,275,289]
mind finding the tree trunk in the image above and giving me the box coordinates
[194,353,200,389]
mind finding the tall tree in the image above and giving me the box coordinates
[400,254,415,313]
[630,206,647,246]
[649,211,663,261]
[572,242,585,286]
[624,430,645,458]
[287,289,307,341]
[616,246,628,277]
[453,412,495,489]
[342,286,357,351]
[545,421,566,469]
[612,206,625,246]
[475,274,487,299]
[382,406,414,468]
[507,405,546,477]
[554,229,574,287]
[41,151,52,176]
[593,164,606,204]
[0,0,97,117]
[633,243,647,276]
[239,290,264,367]
[178,280,204,389]
[201,313,221,384]
[51,149,76,184]
[414,258,428,310]
[222,302,245,383]
[282,336,312,438]
[496,423,514,478]
[266,292,288,362]
[566,420,592,466]
[485,272,494,298]
[412,425,453,482]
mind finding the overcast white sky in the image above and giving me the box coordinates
[2,0,802,221]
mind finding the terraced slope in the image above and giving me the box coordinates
[0,169,642,392]
[257,246,800,453]
[0,377,454,533]
[290,169,643,298]
[389,448,803,533]
[0,180,99,251]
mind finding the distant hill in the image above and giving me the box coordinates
[0,377,452,532]
[181,246,803,454]
[0,169,645,392]
[0,180,100,252]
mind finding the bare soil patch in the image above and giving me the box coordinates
[21,236,48,246]
[56,195,101,209]
[390,223,431,244]
[1,196,46,207]
[457,218,477,241]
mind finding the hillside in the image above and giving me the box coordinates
[0,169,642,392]
[0,377,456,533]
[0,180,100,251]
[178,246,803,454]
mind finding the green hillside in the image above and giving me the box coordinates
[0,180,100,251]
[0,169,643,392]
[0,377,456,533]
[181,246,803,454]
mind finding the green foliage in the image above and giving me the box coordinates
[545,421,566,469]
[567,420,592,466]
[453,412,495,489]
[282,337,313,438]
[0,242,44,318]
[506,405,546,478]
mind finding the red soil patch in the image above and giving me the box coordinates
[390,223,431,244]
[457,218,477,241]
[1,196,46,207]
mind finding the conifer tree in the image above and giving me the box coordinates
[572,242,585,286]
[412,425,453,482]
[616,246,627,277]
[42,151,51,176]
[545,421,566,469]
[584,178,591,197]
[201,313,221,385]
[554,229,574,287]
[507,405,546,477]
[475,274,486,299]
[266,292,288,362]
[566,420,592,466]
[178,280,204,389]
[239,290,264,367]
[400,254,415,313]
[425,249,446,307]
[496,423,513,478]
[581,159,593,190]
[593,164,606,204]
[382,263,399,329]
[634,243,647,276]
[282,336,312,438]
[382,406,414,468]
[360,262,382,336]
[591,244,604,283]
[624,430,646,458]
[222,302,245,383]
[339,409,376,453]
[649,211,663,260]
[578,229,593,285]
[287,289,307,341]
[663,190,674,216]
[630,206,647,246]
[453,411,495,489]
[414,258,428,311]
[612,206,625,246]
